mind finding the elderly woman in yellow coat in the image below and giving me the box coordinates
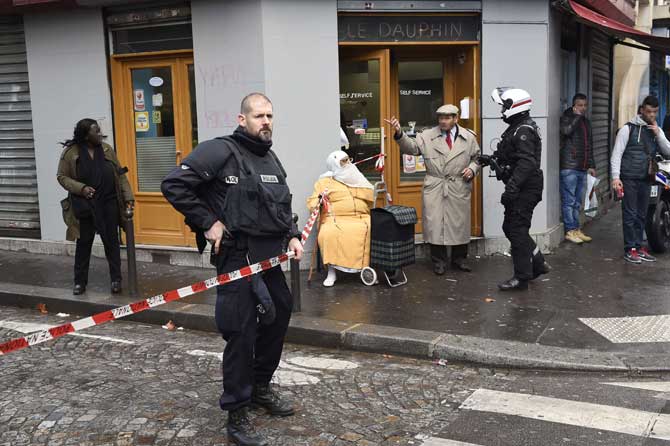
[307,151,374,287]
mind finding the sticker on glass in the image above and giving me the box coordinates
[135,112,149,132]
[134,89,145,111]
[149,76,164,87]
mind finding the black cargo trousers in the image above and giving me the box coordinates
[213,238,293,412]
[501,171,546,281]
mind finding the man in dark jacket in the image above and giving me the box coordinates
[161,93,303,446]
[559,93,596,244]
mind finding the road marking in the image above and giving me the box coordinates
[184,351,359,387]
[0,320,134,345]
[285,356,359,371]
[272,370,321,386]
[415,436,482,446]
[579,315,670,343]
[603,382,670,393]
[186,349,223,360]
[460,389,670,440]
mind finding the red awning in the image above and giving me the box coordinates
[559,0,670,53]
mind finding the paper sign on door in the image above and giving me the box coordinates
[134,89,145,111]
[135,112,149,132]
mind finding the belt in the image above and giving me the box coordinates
[427,173,457,182]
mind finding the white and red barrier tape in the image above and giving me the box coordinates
[0,198,326,356]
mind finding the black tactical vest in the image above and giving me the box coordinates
[220,141,293,237]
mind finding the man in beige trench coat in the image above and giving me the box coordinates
[387,104,480,275]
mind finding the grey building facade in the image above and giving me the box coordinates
[0,0,628,265]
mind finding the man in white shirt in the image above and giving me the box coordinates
[611,95,670,263]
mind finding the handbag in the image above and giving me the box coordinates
[69,193,93,219]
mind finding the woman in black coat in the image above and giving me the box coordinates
[56,119,134,295]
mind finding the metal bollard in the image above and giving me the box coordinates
[124,207,138,297]
[290,214,301,313]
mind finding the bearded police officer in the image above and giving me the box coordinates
[485,87,550,291]
[162,93,303,446]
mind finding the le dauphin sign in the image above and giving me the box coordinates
[338,15,480,43]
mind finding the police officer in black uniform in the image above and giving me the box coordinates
[484,87,550,291]
[162,93,303,446]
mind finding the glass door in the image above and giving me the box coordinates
[111,54,198,246]
[339,49,390,193]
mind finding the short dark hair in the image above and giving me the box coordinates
[240,93,272,114]
[642,95,659,109]
[572,93,587,105]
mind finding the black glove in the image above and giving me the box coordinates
[477,154,491,167]
[251,274,276,325]
[501,189,519,206]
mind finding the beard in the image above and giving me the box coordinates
[257,127,272,142]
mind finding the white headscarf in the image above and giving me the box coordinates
[320,150,373,190]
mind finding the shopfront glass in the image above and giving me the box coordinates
[397,61,444,182]
[339,59,382,179]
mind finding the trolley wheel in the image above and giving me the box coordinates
[360,267,378,286]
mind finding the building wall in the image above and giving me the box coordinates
[260,0,341,258]
[24,9,113,242]
[546,8,562,232]
[192,0,340,261]
[481,0,559,238]
[191,0,266,141]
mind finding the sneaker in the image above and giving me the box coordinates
[624,248,642,264]
[576,229,592,243]
[565,230,584,244]
[638,247,657,262]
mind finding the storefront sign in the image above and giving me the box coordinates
[341,92,374,99]
[400,90,432,96]
[152,111,162,124]
[338,15,480,43]
[135,112,149,132]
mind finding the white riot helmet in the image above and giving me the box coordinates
[491,87,532,122]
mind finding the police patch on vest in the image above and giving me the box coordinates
[260,175,279,183]
[224,176,239,184]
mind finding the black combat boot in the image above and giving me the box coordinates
[498,277,528,291]
[252,383,295,416]
[532,261,551,280]
[227,407,268,446]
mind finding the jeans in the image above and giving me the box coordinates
[621,178,650,252]
[559,169,587,232]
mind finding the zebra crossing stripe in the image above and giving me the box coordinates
[460,389,670,440]
[419,438,482,446]
[603,382,670,393]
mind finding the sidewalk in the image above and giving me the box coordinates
[1,206,669,372]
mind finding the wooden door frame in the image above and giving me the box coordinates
[338,47,391,208]
[339,43,483,236]
[110,50,196,246]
